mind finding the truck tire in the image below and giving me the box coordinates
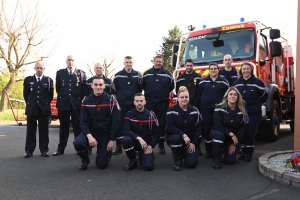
[258,100,280,142]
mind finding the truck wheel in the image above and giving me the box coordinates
[259,100,280,142]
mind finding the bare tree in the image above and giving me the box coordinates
[86,50,119,79]
[0,0,54,111]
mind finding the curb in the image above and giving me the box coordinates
[259,150,300,189]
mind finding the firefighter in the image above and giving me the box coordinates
[53,55,87,156]
[176,59,201,108]
[113,56,143,155]
[23,61,54,158]
[175,58,202,155]
[122,93,160,171]
[143,55,174,154]
[210,87,247,169]
[198,63,229,158]
[219,54,238,86]
[85,63,115,96]
[73,77,120,170]
[166,86,202,171]
[233,62,268,162]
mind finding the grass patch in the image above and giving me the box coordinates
[0,109,25,121]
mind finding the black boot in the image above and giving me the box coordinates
[79,157,90,171]
[173,159,181,171]
[158,143,165,155]
[124,159,138,171]
[212,156,221,169]
[205,151,212,158]
[112,146,123,155]
[244,154,252,162]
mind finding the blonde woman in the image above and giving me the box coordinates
[210,87,248,169]
[166,86,202,171]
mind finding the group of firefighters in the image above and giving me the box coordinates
[23,53,268,171]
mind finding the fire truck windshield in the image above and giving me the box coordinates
[183,28,255,64]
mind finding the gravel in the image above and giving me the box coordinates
[268,153,300,175]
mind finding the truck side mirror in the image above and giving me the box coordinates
[270,29,280,39]
[270,41,282,57]
[172,44,179,53]
[171,54,177,68]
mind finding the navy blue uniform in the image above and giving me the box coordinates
[73,93,120,169]
[143,67,174,145]
[55,68,86,152]
[219,68,238,86]
[176,72,201,107]
[166,104,202,168]
[198,76,229,152]
[122,109,160,171]
[23,75,53,154]
[233,75,268,155]
[113,69,143,142]
[85,75,115,96]
[210,105,246,164]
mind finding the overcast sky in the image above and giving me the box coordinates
[21,0,298,79]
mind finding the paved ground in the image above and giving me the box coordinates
[0,121,299,200]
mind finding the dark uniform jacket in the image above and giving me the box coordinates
[123,108,160,148]
[23,75,54,116]
[166,103,202,145]
[198,76,229,109]
[219,68,238,86]
[213,105,246,139]
[80,92,120,140]
[142,67,174,104]
[113,69,143,106]
[176,72,201,106]
[56,68,86,110]
[233,75,268,114]
[85,75,115,96]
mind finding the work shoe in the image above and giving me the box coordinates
[212,156,221,169]
[112,146,122,155]
[158,144,165,155]
[124,159,137,171]
[173,159,182,171]
[79,157,90,171]
[24,153,33,158]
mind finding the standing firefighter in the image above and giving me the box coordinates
[23,61,54,158]
[143,55,174,154]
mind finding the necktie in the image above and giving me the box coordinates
[37,77,40,82]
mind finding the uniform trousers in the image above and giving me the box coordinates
[57,106,81,151]
[116,105,135,146]
[201,107,215,152]
[122,136,154,171]
[25,107,50,153]
[145,102,169,145]
[241,113,261,155]
[210,129,237,164]
[73,133,112,169]
[166,133,198,168]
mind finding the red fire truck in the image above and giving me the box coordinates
[171,20,295,142]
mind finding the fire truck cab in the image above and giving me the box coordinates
[171,20,295,142]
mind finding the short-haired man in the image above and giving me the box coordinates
[113,56,143,155]
[53,55,87,156]
[122,93,159,171]
[23,61,54,158]
[219,54,238,86]
[176,59,201,108]
[73,77,120,170]
[143,55,174,154]
[85,63,115,96]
